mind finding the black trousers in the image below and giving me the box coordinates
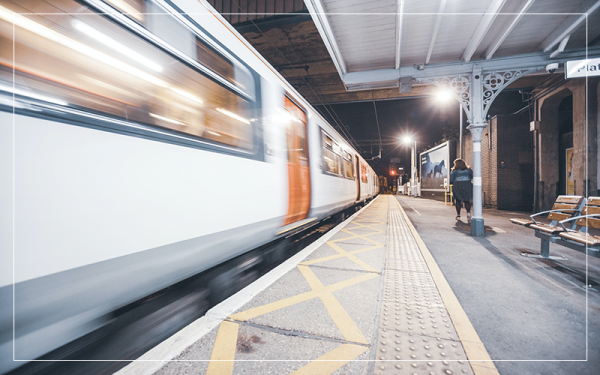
[455,199,471,216]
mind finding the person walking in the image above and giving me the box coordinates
[450,158,473,222]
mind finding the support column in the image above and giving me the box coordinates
[468,67,485,237]
[468,124,485,236]
[417,65,542,237]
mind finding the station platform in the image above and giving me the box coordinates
[116,195,600,375]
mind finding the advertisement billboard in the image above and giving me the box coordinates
[420,141,455,195]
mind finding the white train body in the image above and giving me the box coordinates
[0,0,377,371]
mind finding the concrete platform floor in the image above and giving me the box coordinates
[116,195,599,375]
[397,194,600,375]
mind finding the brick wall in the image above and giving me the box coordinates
[459,113,532,210]
[496,113,533,211]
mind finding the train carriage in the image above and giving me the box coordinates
[0,0,377,372]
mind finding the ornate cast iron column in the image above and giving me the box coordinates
[417,65,540,236]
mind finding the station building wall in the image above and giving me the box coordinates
[534,77,599,211]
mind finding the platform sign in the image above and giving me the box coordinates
[566,58,600,78]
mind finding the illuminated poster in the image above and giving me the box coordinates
[420,142,450,191]
[566,148,574,194]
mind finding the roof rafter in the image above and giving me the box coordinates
[425,0,447,65]
[395,0,405,69]
[540,0,600,53]
[305,0,347,76]
[462,0,507,62]
[485,0,536,60]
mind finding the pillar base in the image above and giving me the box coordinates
[471,218,484,237]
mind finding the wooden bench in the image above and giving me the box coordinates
[556,197,600,258]
[510,195,585,259]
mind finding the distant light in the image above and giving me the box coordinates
[403,136,413,144]
[149,113,185,125]
[216,108,251,124]
[71,19,163,72]
[435,89,453,103]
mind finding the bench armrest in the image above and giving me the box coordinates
[558,214,600,231]
[530,208,578,225]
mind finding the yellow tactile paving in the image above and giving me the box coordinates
[392,197,500,375]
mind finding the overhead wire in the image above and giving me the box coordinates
[225,0,366,154]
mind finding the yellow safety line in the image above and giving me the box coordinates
[206,320,239,375]
[393,196,500,375]
[229,272,378,321]
[290,344,369,375]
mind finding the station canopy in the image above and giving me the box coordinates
[303,0,600,95]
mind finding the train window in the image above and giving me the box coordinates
[322,132,341,175]
[0,0,256,150]
[361,163,368,183]
[343,151,354,179]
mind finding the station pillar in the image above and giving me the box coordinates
[467,123,485,236]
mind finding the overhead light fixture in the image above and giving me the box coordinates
[0,5,168,88]
[435,89,453,103]
[0,83,68,106]
[169,87,203,104]
[149,113,185,125]
[216,108,250,124]
[71,19,163,72]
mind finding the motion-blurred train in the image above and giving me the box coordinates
[0,0,378,372]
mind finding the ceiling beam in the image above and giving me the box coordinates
[541,0,600,53]
[485,0,535,60]
[462,0,507,62]
[425,0,447,65]
[395,0,406,69]
[343,46,600,86]
[305,0,347,76]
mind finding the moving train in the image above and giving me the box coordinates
[0,0,378,371]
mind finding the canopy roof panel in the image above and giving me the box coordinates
[305,0,600,91]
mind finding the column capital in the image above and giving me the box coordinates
[467,123,486,142]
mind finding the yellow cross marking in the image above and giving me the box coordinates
[297,265,369,344]
[300,215,384,271]
[207,200,387,374]
[290,344,369,375]
[206,320,239,375]
[229,271,378,322]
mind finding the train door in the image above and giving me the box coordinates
[355,156,360,201]
[283,96,310,225]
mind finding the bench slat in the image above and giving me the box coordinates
[510,218,533,227]
[530,223,564,234]
[586,197,600,206]
[575,217,600,229]
[551,203,577,211]
[559,231,600,246]
[547,212,571,221]
[582,206,600,215]
[556,196,585,204]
